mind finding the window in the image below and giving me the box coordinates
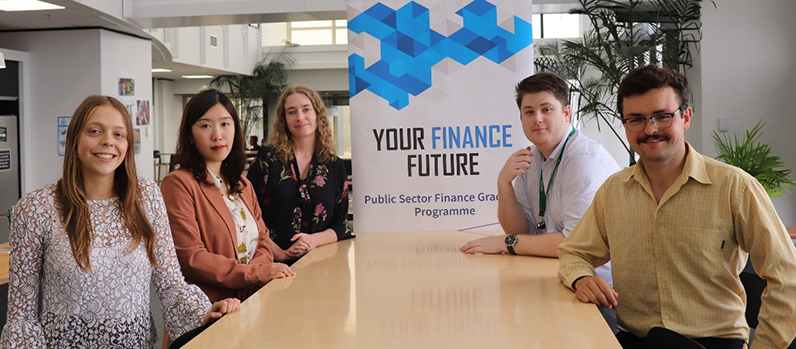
[264,15,578,46]
[322,92,351,158]
[334,105,352,159]
[288,20,348,45]
[532,13,582,39]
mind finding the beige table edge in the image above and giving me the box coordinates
[183,231,620,348]
[0,242,8,285]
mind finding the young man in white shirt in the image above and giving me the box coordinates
[460,72,621,329]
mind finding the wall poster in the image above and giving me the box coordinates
[0,149,10,172]
[58,116,71,157]
[118,74,135,97]
[348,0,534,232]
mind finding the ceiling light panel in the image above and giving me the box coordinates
[0,0,65,12]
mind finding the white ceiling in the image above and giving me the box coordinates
[0,0,583,81]
[0,0,346,81]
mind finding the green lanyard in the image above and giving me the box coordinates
[537,127,576,230]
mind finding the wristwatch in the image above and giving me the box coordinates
[505,234,518,255]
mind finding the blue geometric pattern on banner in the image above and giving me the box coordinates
[349,0,533,110]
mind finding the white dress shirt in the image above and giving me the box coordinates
[514,126,620,284]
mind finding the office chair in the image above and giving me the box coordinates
[741,262,796,348]
[6,205,13,227]
[740,267,766,329]
[646,327,706,349]
[167,322,213,349]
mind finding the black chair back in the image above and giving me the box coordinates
[7,205,13,227]
[167,322,213,349]
[646,327,706,349]
[740,263,796,348]
[740,269,766,328]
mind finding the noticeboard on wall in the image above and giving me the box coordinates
[58,116,70,156]
[0,149,10,171]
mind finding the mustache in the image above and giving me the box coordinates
[637,134,669,143]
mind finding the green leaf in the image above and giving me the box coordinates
[712,121,795,197]
[210,44,295,139]
[533,0,712,166]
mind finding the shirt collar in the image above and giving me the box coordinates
[619,142,712,185]
[682,143,711,184]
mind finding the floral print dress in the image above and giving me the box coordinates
[246,146,350,252]
[0,179,210,348]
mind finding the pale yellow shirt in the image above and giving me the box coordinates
[558,143,796,348]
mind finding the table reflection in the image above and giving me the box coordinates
[184,231,619,349]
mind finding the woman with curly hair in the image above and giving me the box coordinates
[247,85,352,264]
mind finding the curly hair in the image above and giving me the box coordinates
[174,89,247,194]
[617,64,690,116]
[268,85,337,164]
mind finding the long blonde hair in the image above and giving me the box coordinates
[268,85,337,164]
[55,95,159,271]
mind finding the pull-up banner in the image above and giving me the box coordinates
[348,0,534,232]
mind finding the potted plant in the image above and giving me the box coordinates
[210,43,295,141]
[712,121,795,198]
[534,0,713,165]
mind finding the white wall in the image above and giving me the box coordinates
[262,22,288,46]
[100,30,154,179]
[287,68,348,91]
[154,79,184,154]
[0,30,101,191]
[174,27,201,64]
[577,115,632,168]
[696,0,796,226]
[172,78,213,94]
[148,24,261,75]
[289,45,347,70]
[153,78,214,156]
[0,28,154,192]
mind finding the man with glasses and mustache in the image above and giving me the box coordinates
[557,65,796,349]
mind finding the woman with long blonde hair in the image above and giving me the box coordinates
[247,85,352,263]
[0,95,239,348]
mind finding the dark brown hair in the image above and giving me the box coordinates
[55,95,159,271]
[617,64,690,116]
[515,72,570,110]
[175,89,246,193]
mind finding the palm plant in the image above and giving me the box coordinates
[210,44,295,141]
[712,121,795,198]
[534,0,713,165]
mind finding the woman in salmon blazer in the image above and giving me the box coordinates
[161,89,294,304]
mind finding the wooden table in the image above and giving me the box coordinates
[184,231,621,348]
[0,242,8,284]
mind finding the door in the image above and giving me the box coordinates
[0,114,19,243]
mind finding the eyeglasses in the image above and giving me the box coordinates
[621,105,687,132]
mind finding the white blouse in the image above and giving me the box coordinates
[207,169,259,265]
[0,179,210,348]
